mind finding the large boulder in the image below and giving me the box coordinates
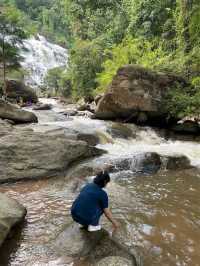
[0,130,105,183]
[5,80,38,103]
[53,223,137,265]
[0,193,26,247]
[0,99,38,124]
[95,65,189,122]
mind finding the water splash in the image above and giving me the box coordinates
[20,35,68,87]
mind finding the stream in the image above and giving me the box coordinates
[0,99,200,266]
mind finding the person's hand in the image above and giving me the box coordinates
[112,220,120,234]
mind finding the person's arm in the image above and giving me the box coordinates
[104,208,120,231]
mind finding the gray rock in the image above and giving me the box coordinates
[172,121,200,134]
[0,119,13,137]
[33,104,52,111]
[0,193,26,247]
[53,223,137,265]
[65,152,193,182]
[0,99,38,124]
[95,94,104,105]
[95,256,133,266]
[107,122,137,139]
[0,130,105,183]
[163,155,192,170]
[130,152,162,174]
[77,110,94,118]
[77,133,100,146]
[62,110,78,117]
[77,103,91,112]
[5,80,38,103]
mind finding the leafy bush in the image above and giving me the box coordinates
[96,37,170,94]
[44,67,71,97]
[164,84,200,119]
[66,40,105,99]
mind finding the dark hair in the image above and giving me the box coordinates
[94,171,110,188]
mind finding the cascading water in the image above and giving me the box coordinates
[1,99,200,266]
[20,35,68,88]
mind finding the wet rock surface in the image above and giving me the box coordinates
[65,152,193,182]
[33,103,52,110]
[107,122,137,139]
[0,99,38,124]
[163,155,192,170]
[0,193,26,247]
[53,223,137,265]
[171,120,200,134]
[95,256,133,266]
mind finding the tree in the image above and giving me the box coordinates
[0,5,27,95]
[68,40,105,99]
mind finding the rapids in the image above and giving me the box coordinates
[0,99,200,266]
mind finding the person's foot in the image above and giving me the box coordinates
[88,225,101,232]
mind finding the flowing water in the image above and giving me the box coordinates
[20,35,68,87]
[0,99,200,266]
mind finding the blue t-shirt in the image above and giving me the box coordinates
[71,183,108,225]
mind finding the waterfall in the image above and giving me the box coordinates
[20,35,68,88]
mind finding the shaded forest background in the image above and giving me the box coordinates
[0,0,200,117]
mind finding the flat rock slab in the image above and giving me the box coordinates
[0,130,105,184]
[53,223,137,265]
[0,193,26,247]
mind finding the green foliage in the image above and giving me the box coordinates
[39,0,71,46]
[124,0,176,39]
[0,4,28,88]
[67,40,105,99]
[96,37,171,93]
[66,0,128,44]
[1,0,200,117]
[164,84,200,119]
[2,0,71,46]
[44,67,71,98]
[189,5,200,44]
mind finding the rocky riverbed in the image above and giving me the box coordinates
[0,98,200,266]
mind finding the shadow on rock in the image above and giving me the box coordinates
[0,220,26,266]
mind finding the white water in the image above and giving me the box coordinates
[20,35,68,87]
[31,98,200,168]
[98,133,200,167]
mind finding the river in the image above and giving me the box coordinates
[0,98,200,266]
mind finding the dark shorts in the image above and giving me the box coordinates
[71,209,103,226]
